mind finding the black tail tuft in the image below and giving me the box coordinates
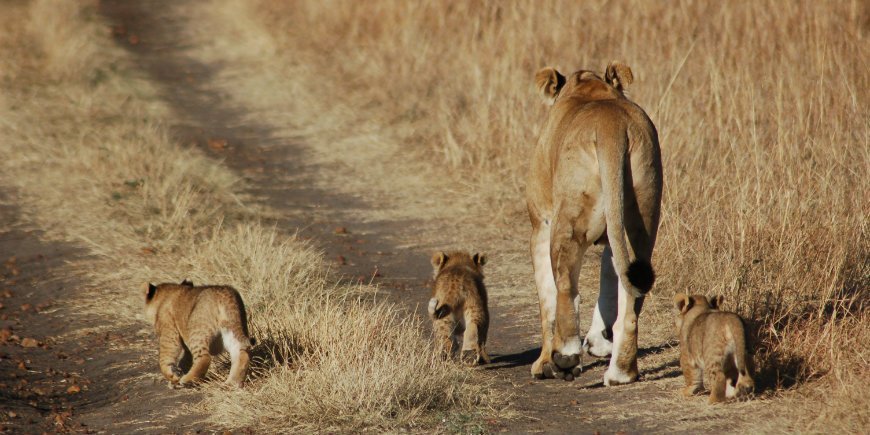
[627,260,655,294]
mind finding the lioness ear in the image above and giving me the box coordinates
[431,252,448,270]
[180,279,193,287]
[146,283,157,301]
[605,61,633,91]
[709,295,724,310]
[472,253,487,267]
[673,293,692,314]
[535,67,566,104]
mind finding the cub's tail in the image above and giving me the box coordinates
[428,298,452,319]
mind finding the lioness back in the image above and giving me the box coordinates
[144,281,254,387]
[428,251,490,365]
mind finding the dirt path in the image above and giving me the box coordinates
[0,197,204,433]
[92,2,752,433]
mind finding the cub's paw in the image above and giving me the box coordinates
[682,385,701,398]
[168,377,182,389]
[170,364,185,378]
[178,374,204,388]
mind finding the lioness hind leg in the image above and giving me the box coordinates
[530,225,559,378]
[603,278,642,386]
[550,212,587,381]
[584,246,618,358]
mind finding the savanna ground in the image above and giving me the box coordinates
[0,0,866,433]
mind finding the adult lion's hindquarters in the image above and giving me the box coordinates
[526,62,662,385]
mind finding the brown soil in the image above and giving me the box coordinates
[0,198,202,434]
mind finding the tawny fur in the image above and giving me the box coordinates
[527,61,662,384]
[428,251,490,365]
[144,280,254,388]
[674,294,755,404]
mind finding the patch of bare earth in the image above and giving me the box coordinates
[0,200,204,433]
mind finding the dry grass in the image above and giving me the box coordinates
[0,0,487,432]
[185,0,868,431]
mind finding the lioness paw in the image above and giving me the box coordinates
[460,349,489,366]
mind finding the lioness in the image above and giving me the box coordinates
[428,251,490,365]
[144,280,254,388]
[527,62,662,385]
[674,293,755,403]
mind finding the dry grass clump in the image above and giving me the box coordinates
[185,225,482,432]
[208,0,867,430]
[0,0,486,431]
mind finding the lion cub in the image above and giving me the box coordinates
[428,251,490,365]
[144,280,254,388]
[674,293,754,403]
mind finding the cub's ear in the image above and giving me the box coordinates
[146,283,157,301]
[535,67,566,104]
[605,61,633,91]
[180,279,193,287]
[431,252,448,270]
[673,293,693,314]
[472,253,487,267]
[709,295,725,310]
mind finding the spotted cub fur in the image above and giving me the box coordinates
[674,293,754,403]
[144,280,254,388]
[428,251,490,365]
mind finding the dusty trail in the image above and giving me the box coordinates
[0,198,203,433]
[92,1,750,433]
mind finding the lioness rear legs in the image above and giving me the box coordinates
[529,223,585,381]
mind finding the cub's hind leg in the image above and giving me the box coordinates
[433,316,458,360]
[460,309,490,365]
[708,369,727,404]
[681,353,703,398]
[223,328,252,387]
[178,332,215,387]
[158,331,184,385]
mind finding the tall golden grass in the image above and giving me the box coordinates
[190,0,868,431]
[0,0,486,431]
